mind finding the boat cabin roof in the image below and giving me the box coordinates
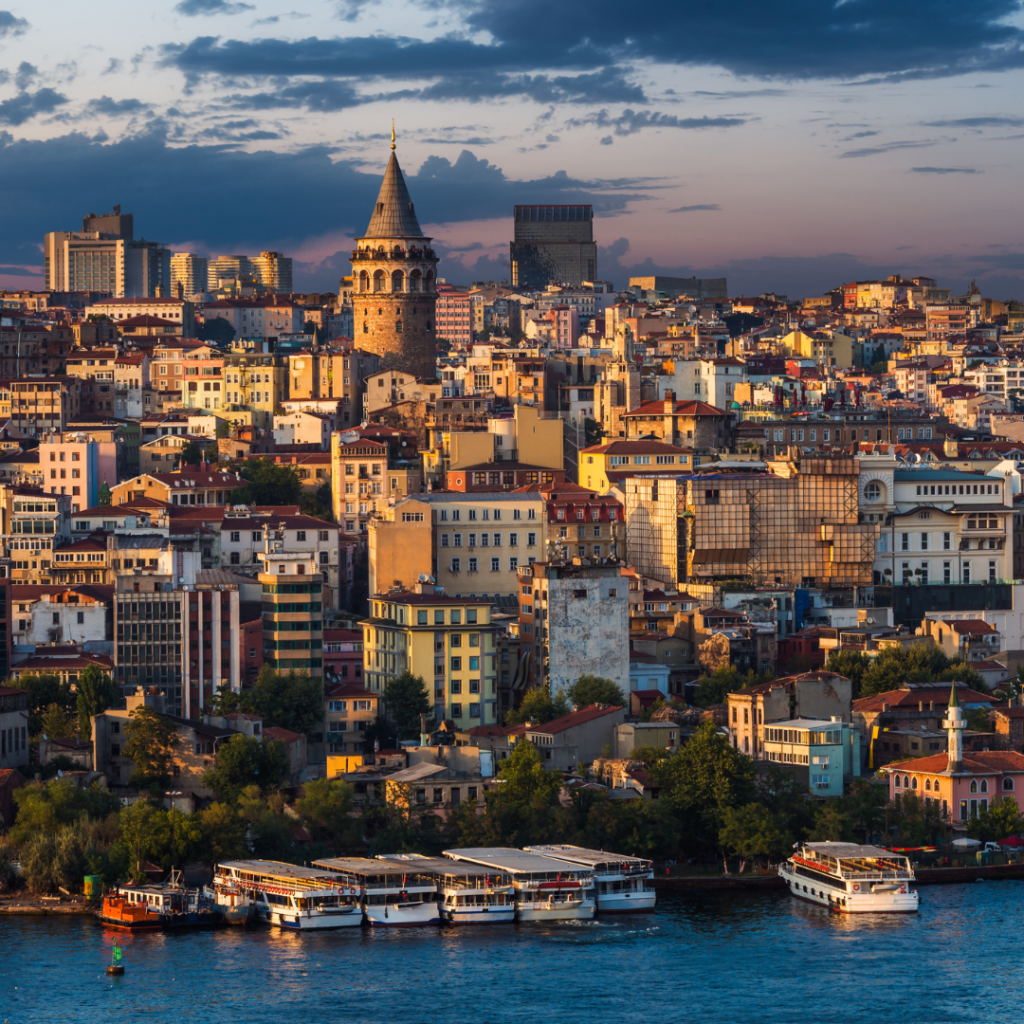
[312,856,433,882]
[803,842,899,860]
[524,845,652,870]
[378,855,509,879]
[443,848,592,875]
[220,860,341,882]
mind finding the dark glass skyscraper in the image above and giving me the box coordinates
[510,205,597,288]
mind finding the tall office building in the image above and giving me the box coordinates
[251,251,293,293]
[207,255,256,290]
[170,253,210,298]
[43,207,170,297]
[510,205,597,289]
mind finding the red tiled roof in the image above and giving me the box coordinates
[883,750,1024,774]
[264,726,302,744]
[623,399,728,418]
[941,619,998,635]
[580,439,691,456]
[508,703,624,736]
[854,686,994,711]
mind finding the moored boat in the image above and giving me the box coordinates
[100,883,224,931]
[214,861,362,930]
[380,855,515,925]
[779,842,919,914]
[525,845,656,913]
[312,857,440,927]
[443,848,595,922]
[96,893,162,931]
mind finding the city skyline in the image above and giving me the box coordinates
[0,0,1023,296]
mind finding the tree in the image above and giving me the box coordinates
[504,687,570,726]
[179,440,204,466]
[38,703,77,742]
[202,734,289,802]
[567,674,625,709]
[215,421,232,439]
[76,664,118,739]
[719,803,793,869]
[10,777,119,846]
[238,785,297,861]
[123,706,179,789]
[628,745,671,767]
[299,481,335,522]
[693,665,772,707]
[478,739,565,847]
[247,667,323,735]
[295,778,358,849]
[967,796,1024,843]
[382,671,432,739]
[824,650,870,698]
[118,799,165,880]
[808,802,853,842]
[233,459,302,506]
[652,720,757,857]
[15,672,73,737]
[197,802,248,865]
[858,645,953,698]
[197,317,235,346]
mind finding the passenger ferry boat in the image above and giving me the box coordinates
[381,855,515,925]
[312,857,439,927]
[526,845,656,913]
[779,842,919,914]
[444,848,596,922]
[214,861,362,930]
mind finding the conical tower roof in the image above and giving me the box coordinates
[362,152,425,239]
[948,679,960,709]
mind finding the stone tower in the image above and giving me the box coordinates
[351,128,438,381]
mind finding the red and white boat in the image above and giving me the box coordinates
[779,842,919,914]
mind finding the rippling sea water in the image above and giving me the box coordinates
[1,883,1017,1023]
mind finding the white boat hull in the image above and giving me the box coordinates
[516,899,596,922]
[780,866,919,914]
[441,906,516,925]
[255,905,363,930]
[596,891,657,913]
[364,901,439,927]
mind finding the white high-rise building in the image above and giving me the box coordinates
[170,253,210,299]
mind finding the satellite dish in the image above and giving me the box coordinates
[57,770,63,778]
[417,574,430,583]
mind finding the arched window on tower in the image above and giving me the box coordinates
[425,270,435,291]
[359,270,370,292]
[410,269,422,293]
[372,270,385,293]
[392,270,405,293]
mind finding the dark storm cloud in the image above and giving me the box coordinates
[87,96,151,116]
[921,117,1024,128]
[0,89,68,127]
[0,11,28,38]
[162,0,1024,98]
[570,109,746,135]
[0,131,651,266]
[174,0,255,15]
[911,166,981,174]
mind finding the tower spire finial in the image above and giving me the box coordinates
[391,119,396,151]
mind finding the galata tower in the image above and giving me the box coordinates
[351,127,438,380]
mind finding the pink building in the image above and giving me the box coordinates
[435,285,473,348]
[39,430,119,515]
[882,683,1024,822]
[322,628,364,684]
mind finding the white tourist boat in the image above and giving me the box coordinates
[779,842,919,914]
[381,854,516,925]
[214,861,363,930]
[444,848,596,922]
[313,857,439,927]
[526,845,656,913]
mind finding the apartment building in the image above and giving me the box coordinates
[39,430,119,514]
[258,549,324,679]
[516,560,628,697]
[86,297,196,335]
[7,378,82,436]
[362,585,500,726]
[580,439,693,493]
[621,394,730,449]
[625,455,879,590]
[287,347,379,430]
[0,325,76,378]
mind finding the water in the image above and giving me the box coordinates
[0,883,1018,1023]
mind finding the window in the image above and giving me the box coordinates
[450,657,462,671]
[296,531,306,542]
[450,557,461,572]
[704,489,720,505]
[920,533,928,550]
[451,703,462,718]
[943,532,951,550]
[509,557,518,571]
[509,533,518,547]
[901,533,909,551]
[490,557,500,572]
[230,531,240,543]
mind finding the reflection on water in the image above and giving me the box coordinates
[1,884,1021,1023]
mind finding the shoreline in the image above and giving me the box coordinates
[0,895,95,916]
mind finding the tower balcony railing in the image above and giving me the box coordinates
[351,247,437,262]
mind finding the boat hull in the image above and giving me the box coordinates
[364,901,439,927]
[780,866,919,914]
[255,905,363,930]
[441,906,516,925]
[96,914,161,931]
[596,892,656,913]
[515,901,595,922]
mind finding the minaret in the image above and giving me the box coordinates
[943,680,966,772]
[351,124,438,380]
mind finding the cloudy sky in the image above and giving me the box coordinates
[2,0,1024,297]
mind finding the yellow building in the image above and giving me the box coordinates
[779,329,854,368]
[223,350,288,428]
[368,498,434,597]
[362,585,500,726]
[580,439,692,493]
